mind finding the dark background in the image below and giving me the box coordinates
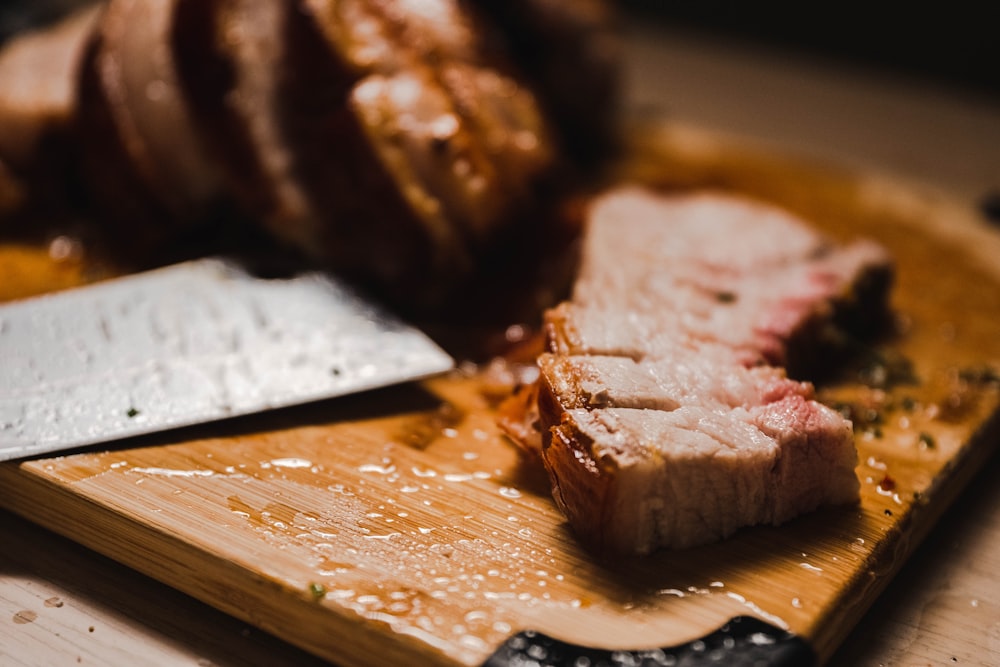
[622,1,999,98]
[3,0,998,99]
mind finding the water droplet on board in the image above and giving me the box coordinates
[359,462,396,475]
[270,457,313,469]
[130,467,214,478]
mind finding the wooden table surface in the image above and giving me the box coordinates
[4,16,1000,667]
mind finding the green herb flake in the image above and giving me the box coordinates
[714,291,737,304]
[308,582,326,601]
[857,349,918,389]
[126,407,140,418]
[958,366,1000,386]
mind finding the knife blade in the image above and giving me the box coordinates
[0,257,455,461]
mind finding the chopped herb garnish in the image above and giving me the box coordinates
[126,407,140,418]
[308,582,326,601]
[857,349,918,389]
[715,291,737,304]
[958,365,1000,386]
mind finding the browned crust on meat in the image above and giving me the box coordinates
[74,29,179,249]
[71,0,223,254]
[543,302,583,357]
[495,381,543,457]
[544,419,615,550]
[500,189,889,553]
[277,12,464,289]
[172,0,288,230]
[171,0,561,304]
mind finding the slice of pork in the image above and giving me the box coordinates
[536,352,860,552]
[552,189,893,375]
[502,186,893,553]
[0,3,100,174]
[74,0,223,246]
[172,0,560,303]
[295,0,556,293]
[0,2,101,214]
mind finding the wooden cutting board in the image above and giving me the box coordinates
[2,122,999,666]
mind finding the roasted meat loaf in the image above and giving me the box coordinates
[0,0,618,305]
[500,186,894,554]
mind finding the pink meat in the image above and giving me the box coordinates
[505,186,893,554]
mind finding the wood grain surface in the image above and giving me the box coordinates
[2,122,999,666]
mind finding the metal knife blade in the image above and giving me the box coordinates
[0,257,455,461]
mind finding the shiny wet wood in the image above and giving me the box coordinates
[2,124,999,666]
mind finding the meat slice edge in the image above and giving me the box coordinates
[501,186,892,553]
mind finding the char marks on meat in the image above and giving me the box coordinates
[501,186,893,554]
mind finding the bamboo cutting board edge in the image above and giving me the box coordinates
[4,380,1000,666]
[0,463,450,667]
[3,122,1000,666]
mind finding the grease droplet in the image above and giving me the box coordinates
[13,610,37,624]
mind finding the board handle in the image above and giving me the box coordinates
[483,616,815,666]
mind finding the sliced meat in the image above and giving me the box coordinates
[536,352,860,551]
[0,3,100,173]
[295,0,557,295]
[501,186,893,554]
[172,0,565,303]
[545,400,857,552]
[3,0,617,301]
[74,0,223,246]
[475,0,621,160]
[0,2,101,213]
[552,189,893,375]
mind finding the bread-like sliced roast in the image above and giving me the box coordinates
[172,0,563,303]
[296,0,557,294]
[74,0,223,245]
[2,0,616,303]
[501,186,893,554]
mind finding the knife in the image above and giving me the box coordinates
[0,257,454,461]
